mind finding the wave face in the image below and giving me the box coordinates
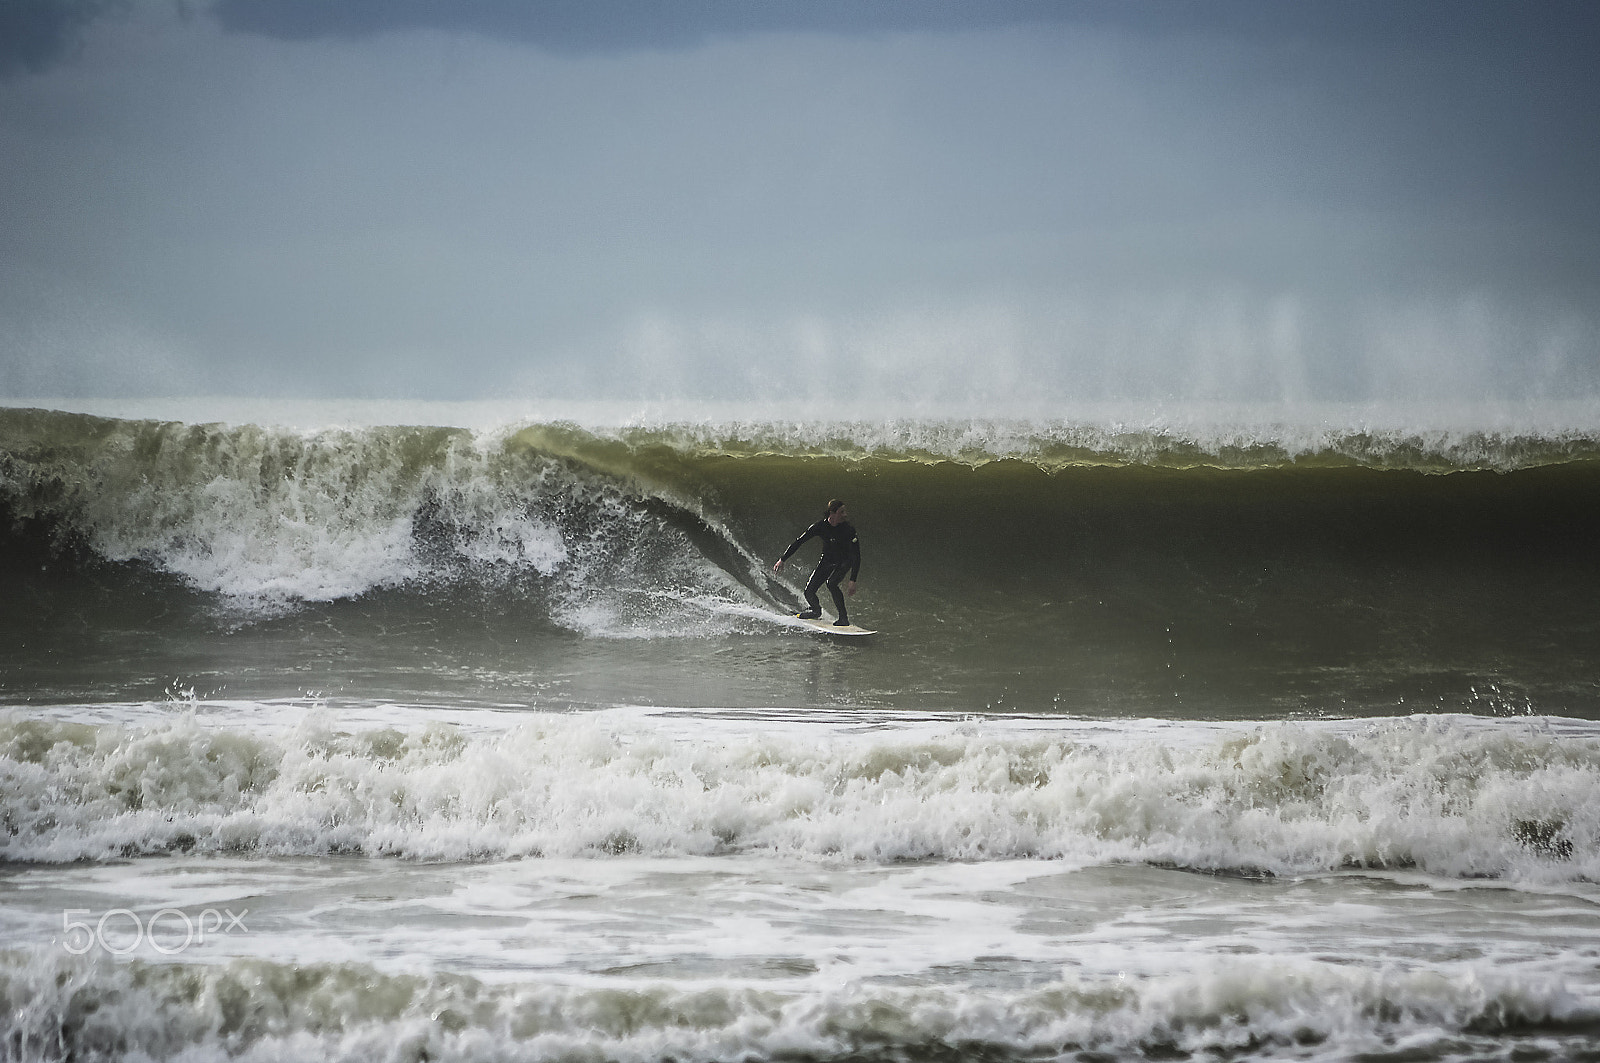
[4,406,1600,714]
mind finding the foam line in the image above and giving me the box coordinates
[2,710,1594,881]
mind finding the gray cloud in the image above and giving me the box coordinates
[202,0,1599,55]
[208,0,1068,50]
[0,0,125,77]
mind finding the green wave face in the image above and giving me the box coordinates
[3,406,1600,716]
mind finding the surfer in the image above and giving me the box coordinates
[773,499,861,626]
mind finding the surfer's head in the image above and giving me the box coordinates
[826,499,847,524]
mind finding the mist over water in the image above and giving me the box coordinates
[600,292,1600,411]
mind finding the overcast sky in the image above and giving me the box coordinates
[1,0,1597,408]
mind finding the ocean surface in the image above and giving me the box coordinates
[3,398,1600,1062]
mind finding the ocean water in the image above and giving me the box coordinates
[3,399,1600,1062]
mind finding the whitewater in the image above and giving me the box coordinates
[3,399,1600,1062]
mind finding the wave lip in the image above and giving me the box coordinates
[2,711,1594,881]
[499,399,1600,473]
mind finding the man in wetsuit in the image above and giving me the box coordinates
[772,498,861,626]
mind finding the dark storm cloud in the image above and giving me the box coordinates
[207,0,1064,49]
[0,0,125,77]
[204,0,1598,53]
[197,0,1600,246]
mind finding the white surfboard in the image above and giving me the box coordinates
[795,616,876,636]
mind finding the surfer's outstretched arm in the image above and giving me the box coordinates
[774,521,823,571]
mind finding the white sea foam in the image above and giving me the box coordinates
[81,424,566,603]
[2,709,1594,881]
[0,943,1592,1063]
[5,712,1598,1061]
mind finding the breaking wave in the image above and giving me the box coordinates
[3,403,1599,719]
[0,408,781,633]
[3,945,1593,1063]
[2,709,1595,881]
[5,406,1600,616]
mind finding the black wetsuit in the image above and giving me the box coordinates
[779,518,861,624]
